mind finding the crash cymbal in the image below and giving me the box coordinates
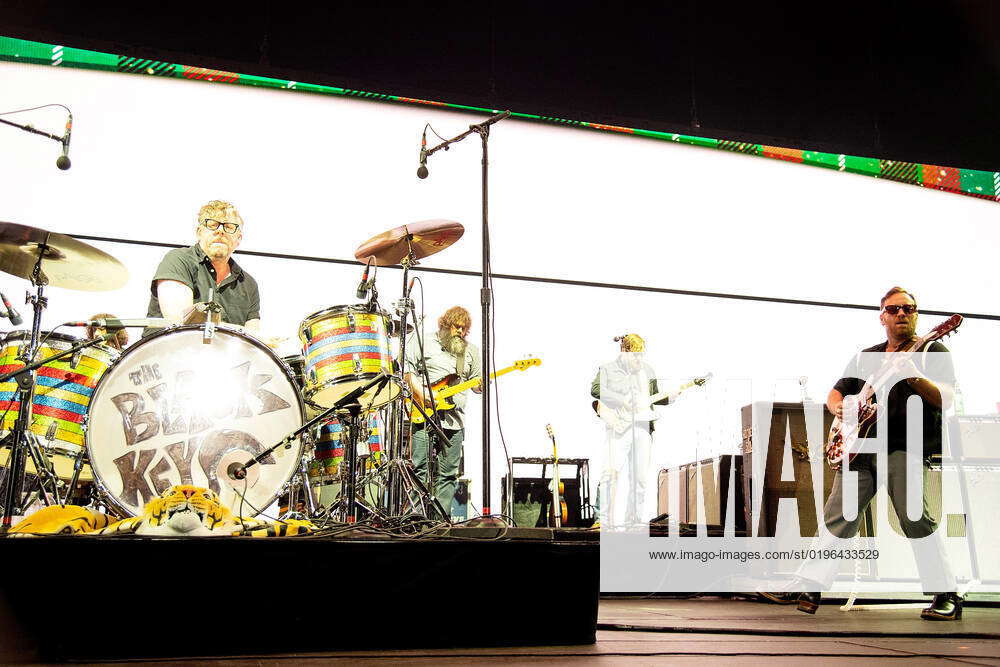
[0,221,128,291]
[354,219,464,266]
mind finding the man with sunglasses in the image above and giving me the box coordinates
[145,200,260,335]
[763,286,962,620]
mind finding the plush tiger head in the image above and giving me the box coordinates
[135,485,237,536]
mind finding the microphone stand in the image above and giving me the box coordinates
[421,110,510,526]
[0,117,64,147]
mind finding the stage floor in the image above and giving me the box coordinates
[17,599,995,664]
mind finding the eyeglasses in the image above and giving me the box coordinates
[201,219,241,235]
[883,304,917,315]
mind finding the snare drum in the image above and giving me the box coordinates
[298,305,398,409]
[85,325,305,518]
[0,330,118,458]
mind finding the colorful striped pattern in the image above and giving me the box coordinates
[0,35,995,204]
[312,415,381,475]
[299,310,392,393]
[0,335,116,452]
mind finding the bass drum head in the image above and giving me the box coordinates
[86,326,305,518]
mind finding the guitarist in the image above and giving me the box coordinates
[404,306,482,516]
[590,333,672,529]
[766,287,962,621]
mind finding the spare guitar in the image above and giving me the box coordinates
[825,314,963,469]
[409,357,541,424]
[592,373,712,434]
[546,423,567,528]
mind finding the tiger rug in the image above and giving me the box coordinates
[10,485,315,537]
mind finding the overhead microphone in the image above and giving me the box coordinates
[356,256,374,299]
[416,125,429,179]
[0,292,23,326]
[55,112,72,170]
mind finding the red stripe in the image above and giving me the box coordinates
[315,352,385,369]
[31,404,84,423]
[35,366,97,387]
[0,400,21,411]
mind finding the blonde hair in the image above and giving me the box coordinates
[620,333,645,353]
[438,306,472,331]
[197,200,243,230]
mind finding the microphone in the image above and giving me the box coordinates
[0,292,23,325]
[356,256,374,299]
[66,317,171,329]
[416,126,429,179]
[227,461,247,481]
[56,112,72,171]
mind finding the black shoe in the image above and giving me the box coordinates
[797,591,820,614]
[758,591,799,605]
[921,593,963,621]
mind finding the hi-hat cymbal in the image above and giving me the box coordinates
[0,222,128,291]
[354,219,464,266]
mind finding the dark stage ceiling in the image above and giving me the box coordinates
[2,1,998,171]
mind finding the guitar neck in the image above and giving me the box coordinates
[647,378,698,405]
[434,364,519,400]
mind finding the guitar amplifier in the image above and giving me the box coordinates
[502,457,594,528]
[741,402,835,537]
[657,456,746,531]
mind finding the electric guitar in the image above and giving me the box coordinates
[592,373,711,434]
[546,423,567,528]
[825,314,963,469]
[409,357,541,424]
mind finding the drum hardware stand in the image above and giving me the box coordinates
[382,240,452,522]
[228,373,392,523]
[380,375,452,522]
[420,110,511,526]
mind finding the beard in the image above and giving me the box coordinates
[439,328,468,357]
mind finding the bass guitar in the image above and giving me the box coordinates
[546,423,567,528]
[592,373,711,434]
[825,314,963,469]
[409,357,541,424]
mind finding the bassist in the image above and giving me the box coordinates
[404,306,482,516]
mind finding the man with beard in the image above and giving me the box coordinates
[145,200,260,335]
[762,286,962,621]
[404,306,482,517]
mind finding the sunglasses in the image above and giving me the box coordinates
[883,304,917,315]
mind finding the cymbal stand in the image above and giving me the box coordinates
[1,255,51,531]
[382,243,451,521]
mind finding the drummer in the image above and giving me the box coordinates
[145,200,261,335]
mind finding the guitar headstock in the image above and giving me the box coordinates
[694,372,713,386]
[515,357,542,371]
[545,423,555,439]
[928,314,963,342]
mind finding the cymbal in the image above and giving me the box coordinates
[354,219,464,266]
[0,222,128,291]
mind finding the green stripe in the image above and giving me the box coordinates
[0,34,995,205]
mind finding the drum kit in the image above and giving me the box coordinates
[0,217,468,532]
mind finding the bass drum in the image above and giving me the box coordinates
[85,325,305,518]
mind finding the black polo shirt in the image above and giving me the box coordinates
[145,244,260,327]
[833,340,954,457]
